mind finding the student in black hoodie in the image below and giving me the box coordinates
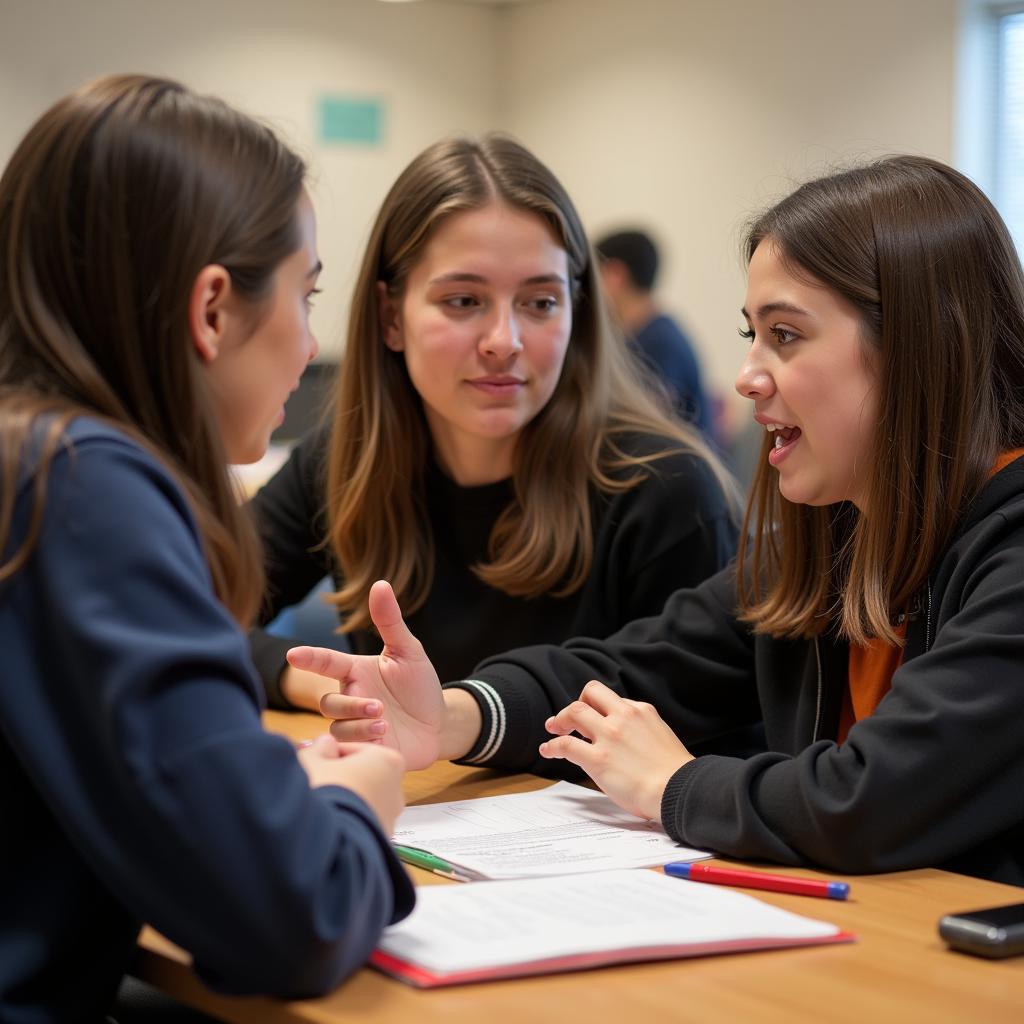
[302,156,1024,887]
[0,76,413,1022]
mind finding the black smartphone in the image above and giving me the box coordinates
[938,902,1024,959]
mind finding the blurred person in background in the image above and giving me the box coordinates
[596,228,711,437]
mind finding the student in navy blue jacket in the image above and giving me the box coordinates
[302,156,1024,887]
[0,75,413,1023]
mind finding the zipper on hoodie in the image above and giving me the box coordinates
[812,582,933,744]
[925,581,933,651]
[812,636,823,743]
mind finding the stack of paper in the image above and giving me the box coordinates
[372,869,853,987]
[392,781,709,879]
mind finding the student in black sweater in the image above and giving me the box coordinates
[251,136,738,711]
[301,157,1024,885]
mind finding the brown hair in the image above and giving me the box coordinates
[0,74,306,624]
[737,155,1024,644]
[327,135,731,631]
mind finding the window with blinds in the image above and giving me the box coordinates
[997,10,1024,250]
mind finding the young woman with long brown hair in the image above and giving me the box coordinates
[250,135,738,714]
[0,75,413,1021]
[305,155,1024,886]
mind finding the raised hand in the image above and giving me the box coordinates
[539,680,694,821]
[287,580,444,770]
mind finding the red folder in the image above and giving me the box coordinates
[371,929,855,987]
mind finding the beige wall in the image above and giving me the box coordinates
[498,0,959,423]
[2,0,961,418]
[0,0,498,354]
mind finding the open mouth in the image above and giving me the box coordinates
[766,422,802,463]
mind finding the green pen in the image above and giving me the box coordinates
[393,844,476,882]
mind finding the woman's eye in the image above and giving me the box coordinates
[305,287,322,310]
[526,296,559,314]
[771,326,797,345]
[738,326,755,341]
[444,295,480,311]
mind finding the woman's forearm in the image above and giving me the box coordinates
[438,688,483,761]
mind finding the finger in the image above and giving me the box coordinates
[319,692,382,722]
[544,700,605,740]
[538,734,600,774]
[575,679,626,715]
[298,733,344,758]
[623,698,657,714]
[368,580,423,659]
[287,645,354,680]
[331,741,403,765]
[333,740,405,769]
[329,717,388,743]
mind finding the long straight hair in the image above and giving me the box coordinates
[737,156,1024,643]
[327,135,730,632]
[0,75,306,624]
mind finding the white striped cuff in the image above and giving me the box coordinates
[457,679,506,764]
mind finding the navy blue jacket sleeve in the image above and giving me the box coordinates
[2,432,413,997]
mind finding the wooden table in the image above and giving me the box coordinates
[134,711,1024,1023]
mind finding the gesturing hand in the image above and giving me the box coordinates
[539,680,694,822]
[287,580,443,770]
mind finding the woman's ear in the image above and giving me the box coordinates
[377,281,404,352]
[189,264,234,363]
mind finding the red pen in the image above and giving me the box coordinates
[665,862,850,900]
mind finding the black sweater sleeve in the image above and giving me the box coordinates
[248,426,335,708]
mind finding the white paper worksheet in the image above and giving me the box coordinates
[392,781,710,878]
[374,869,848,983]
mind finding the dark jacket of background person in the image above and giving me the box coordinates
[631,313,710,435]
[447,456,1024,887]
[0,422,414,1022]
[250,425,738,705]
[595,229,712,438]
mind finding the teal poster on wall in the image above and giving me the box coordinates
[317,96,384,145]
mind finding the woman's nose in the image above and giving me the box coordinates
[735,345,774,401]
[481,307,523,360]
